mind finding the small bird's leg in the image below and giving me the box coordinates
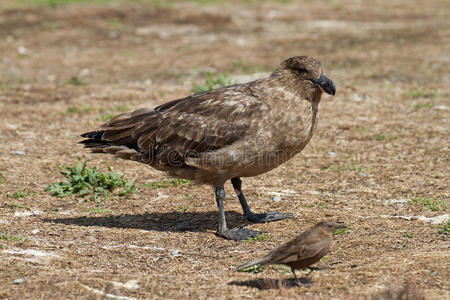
[305,267,319,276]
[291,267,297,279]
[214,185,262,241]
[231,177,292,223]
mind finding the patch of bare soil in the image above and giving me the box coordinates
[0,0,449,299]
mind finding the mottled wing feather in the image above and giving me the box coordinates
[274,242,326,264]
[83,83,266,167]
[267,233,328,264]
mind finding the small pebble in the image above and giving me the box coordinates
[396,204,404,207]
[272,195,282,202]
[108,31,119,39]
[328,151,336,157]
[31,229,40,235]
[13,278,24,284]
[17,46,27,55]
[358,172,366,177]
[12,150,25,155]
[171,250,181,257]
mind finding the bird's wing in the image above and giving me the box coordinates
[81,83,268,166]
[268,238,329,265]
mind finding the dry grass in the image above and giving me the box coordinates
[0,0,449,299]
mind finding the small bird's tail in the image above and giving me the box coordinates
[236,255,270,271]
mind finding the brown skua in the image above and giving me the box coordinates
[80,56,336,240]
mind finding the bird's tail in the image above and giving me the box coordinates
[236,255,270,271]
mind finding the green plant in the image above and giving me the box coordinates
[86,207,106,214]
[142,179,192,190]
[192,73,235,93]
[273,265,291,275]
[65,105,95,114]
[115,105,130,112]
[24,0,113,7]
[372,134,397,141]
[408,88,438,99]
[7,202,31,210]
[243,233,271,242]
[236,264,264,273]
[44,158,136,202]
[106,17,124,30]
[323,163,372,173]
[97,105,130,122]
[97,112,116,122]
[409,196,448,211]
[333,228,349,235]
[176,206,189,212]
[436,221,449,235]
[413,102,434,109]
[0,172,4,184]
[403,232,414,238]
[66,76,86,86]
[0,233,25,241]
[7,190,33,199]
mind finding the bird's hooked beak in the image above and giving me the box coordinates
[310,74,336,96]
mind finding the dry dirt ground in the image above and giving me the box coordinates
[0,0,449,299]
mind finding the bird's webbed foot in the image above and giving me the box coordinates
[245,211,292,223]
[216,226,266,241]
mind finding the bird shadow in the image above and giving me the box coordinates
[43,211,244,233]
[228,277,311,290]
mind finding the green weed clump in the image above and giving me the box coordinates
[236,264,264,273]
[243,233,271,242]
[408,196,448,211]
[142,179,192,190]
[436,221,449,235]
[7,190,33,199]
[192,73,235,93]
[44,158,135,202]
[0,233,25,241]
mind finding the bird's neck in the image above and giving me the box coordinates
[317,227,333,238]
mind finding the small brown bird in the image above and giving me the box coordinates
[80,56,336,240]
[236,221,347,278]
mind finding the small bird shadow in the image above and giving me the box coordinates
[228,277,311,290]
[43,211,243,233]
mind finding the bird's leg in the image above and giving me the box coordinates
[291,267,297,280]
[305,267,319,276]
[214,185,262,241]
[231,177,292,223]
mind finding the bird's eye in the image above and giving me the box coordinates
[296,68,307,74]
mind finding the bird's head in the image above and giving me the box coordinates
[315,220,348,233]
[276,56,336,96]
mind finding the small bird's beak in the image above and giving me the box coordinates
[311,74,336,96]
[337,223,348,229]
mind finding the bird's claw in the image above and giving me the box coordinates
[245,211,292,223]
[216,227,265,241]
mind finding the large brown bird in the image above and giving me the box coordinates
[236,221,347,278]
[80,56,336,240]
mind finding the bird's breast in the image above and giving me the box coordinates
[268,98,319,156]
